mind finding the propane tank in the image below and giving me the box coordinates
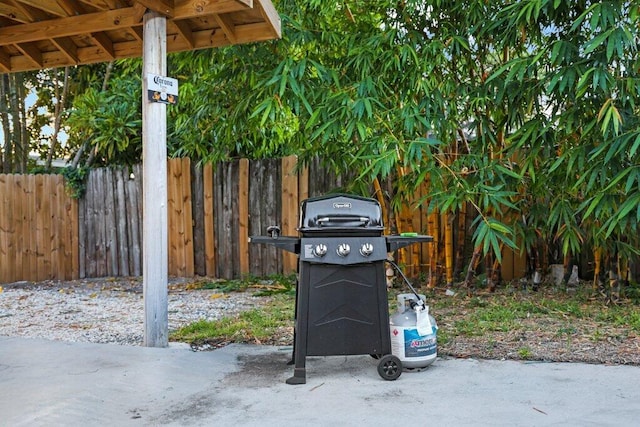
[390,293,437,369]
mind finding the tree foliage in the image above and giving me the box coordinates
[7,0,638,278]
[168,0,638,265]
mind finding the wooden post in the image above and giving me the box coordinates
[142,11,168,348]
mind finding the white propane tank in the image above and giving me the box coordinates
[390,293,437,369]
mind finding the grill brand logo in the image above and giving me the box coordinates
[333,202,352,209]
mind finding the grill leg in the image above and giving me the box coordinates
[286,368,306,385]
[287,268,308,385]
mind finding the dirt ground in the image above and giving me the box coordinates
[3,277,639,365]
[252,282,640,366]
[416,285,640,366]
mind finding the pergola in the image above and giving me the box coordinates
[0,0,281,347]
[0,0,280,73]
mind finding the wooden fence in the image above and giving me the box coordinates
[0,156,341,283]
[2,156,535,285]
[0,173,78,283]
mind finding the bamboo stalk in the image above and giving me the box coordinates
[427,210,439,288]
[619,254,629,285]
[454,203,467,279]
[463,244,483,287]
[593,247,601,291]
[488,245,504,292]
[445,212,454,286]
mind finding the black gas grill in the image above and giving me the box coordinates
[250,194,432,384]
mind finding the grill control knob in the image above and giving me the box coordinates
[360,242,374,256]
[336,243,351,257]
[313,244,328,257]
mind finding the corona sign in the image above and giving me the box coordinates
[146,74,178,105]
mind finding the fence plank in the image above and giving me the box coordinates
[238,158,249,276]
[216,163,225,277]
[15,175,24,281]
[231,162,241,278]
[9,175,17,281]
[84,172,96,277]
[0,175,10,282]
[181,158,194,277]
[13,175,24,282]
[8,175,17,282]
[167,158,180,276]
[67,184,79,280]
[97,169,109,277]
[203,163,216,276]
[248,159,281,276]
[215,161,242,279]
[281,156,298,274]
[97,168,108,277]
[191,162,205,276]
[0,176,5,281]
[35,176,46,280]
[115,168,130,276]
[126,166,142,276]
[105,168,119,276]
[50,176,61,280]
[248,161,265,276]
[78,186,86,279]
[57,178,68,279]
[26,175,37,280]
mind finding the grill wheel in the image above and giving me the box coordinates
[377,354,402,381]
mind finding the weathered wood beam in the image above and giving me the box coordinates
[51,36,79,63]
[135,0,173,17]
[256,0,280,39]
[213,13,236,44]
[55,0,87,16]
[15,41,43,67]
[76,0,114,11]
[90,31,115,59]
[0,2,30,23]
[9,0,49,21]
[128,25,144,41]
[132,2,146,22]
[172,19,194,49]
[0,47,11,72]
[9,0,66,17]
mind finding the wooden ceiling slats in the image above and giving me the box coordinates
[0,0,280,73]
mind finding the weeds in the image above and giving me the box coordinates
[171,278,640,364]
[193,274,296,296]
[170,293,294,345]
[518,347,533,359]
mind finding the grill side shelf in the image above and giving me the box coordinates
[386,235,433,252]
[249,236,301,254]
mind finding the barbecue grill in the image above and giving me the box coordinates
[250,194,432,384]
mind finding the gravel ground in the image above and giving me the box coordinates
[3,277,639,366]
[0,278,270,346]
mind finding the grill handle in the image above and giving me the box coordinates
[315,215,371,227]
[267,225,281,239]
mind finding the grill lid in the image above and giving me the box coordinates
[298,194,384,232]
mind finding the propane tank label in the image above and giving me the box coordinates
[403,328,437,358]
